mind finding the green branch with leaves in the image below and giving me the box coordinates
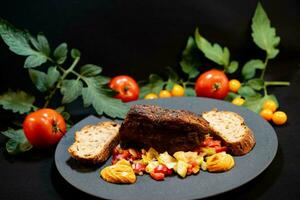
[140,2,290,115]
[0,19,129,154]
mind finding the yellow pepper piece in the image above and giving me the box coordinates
[206,152,235,172]
[100,159,136,184]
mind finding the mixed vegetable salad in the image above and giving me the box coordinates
[100,135,234,183]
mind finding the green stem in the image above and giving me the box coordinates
[265,81,290,86]
[262,81,290,97]
[263,85,268,96]
[185,81,195,86]
[260,56,269,79]
[43,57,80,108]
[69,70,84,80]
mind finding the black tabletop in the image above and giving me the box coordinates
[1,0,300,199]
[0,61,299,200]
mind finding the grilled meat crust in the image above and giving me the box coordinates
[119,105,210,154]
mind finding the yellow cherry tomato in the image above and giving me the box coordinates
[260,109,273,121]
[272,111,287,125]
[229,79,241,93]
[263,100,277,112]
[171,84,185,97]
[144,93,158,100]
[232,97,245,106]
[159,90,172,98]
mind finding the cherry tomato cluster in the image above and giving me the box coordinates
[144,84,185,100]
[228,79,245,106]
[260,100,287,125]
[108,73,288,126]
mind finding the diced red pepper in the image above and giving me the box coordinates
[132,163,146,174]
[187,165,193,175]
[214,146,227,153]
[112,146,122,155]
[150,172,165,181]
[154,164,173,176]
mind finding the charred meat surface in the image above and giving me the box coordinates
[119,105,210,154]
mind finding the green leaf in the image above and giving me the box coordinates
[81,77,129,118]
[0,90,35,114]
[248,78,264,90]
[80,64,102,77]
[29,67,60,92]
[165,66,179,82]
[1,128,32,154]
[93,75,110,85]
[71,48,81,58]
[225,92,240,102]
[28,69,47,91]
[24,54,47,68]
[0,20,48,68]
[243,94,278,113]
[225,61,239,74]
[46,67,60,87]
[165,67,178,90]
[238,86,258,98]
[1,128,27,143]
[60,79,83,104]
[61,111,71,121]
[37,33,50,56]
[195,28,229,66]
[54,43,68,64]
[184,87,196,96]
[242,59,265,80]
[180,36,201,79]
[0,19,35,56]
[55,106,71,121]
[251,2,280,59]
[55,106,65,113]
[6,139,19,154]
[139,74,165,98]
[165,79,175,91]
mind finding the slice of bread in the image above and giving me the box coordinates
[202,110,256,156]
[68,121,120,164]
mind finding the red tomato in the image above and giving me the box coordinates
[23,109,66,148]
[109,75,140,102]
[150,172,165,181]
[195,69,229,99]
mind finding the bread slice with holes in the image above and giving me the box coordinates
[68,121,120,164]
[202,110,256,156]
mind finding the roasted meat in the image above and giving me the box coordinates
[119,104,210,154]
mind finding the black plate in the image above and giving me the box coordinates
[55,97,278,200]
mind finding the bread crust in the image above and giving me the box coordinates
[68,121,120,164]
[221,127,256,156]
[202,110,256,156]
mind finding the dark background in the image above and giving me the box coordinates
[0,0,300,199]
